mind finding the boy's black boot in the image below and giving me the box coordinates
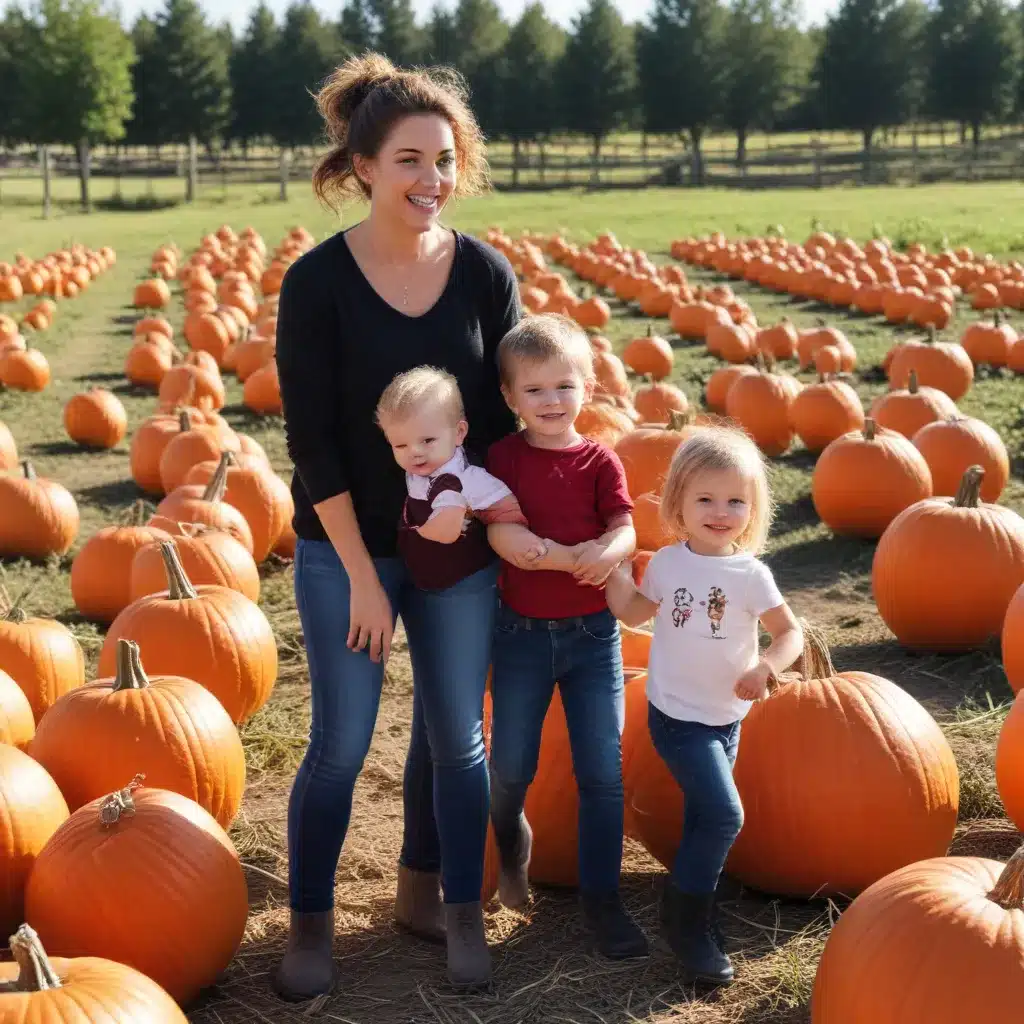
[661,885,734,985]
[580,890,650,959]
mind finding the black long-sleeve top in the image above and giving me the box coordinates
[275,226,522,555]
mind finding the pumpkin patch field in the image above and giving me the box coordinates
[2,182,1024,1024]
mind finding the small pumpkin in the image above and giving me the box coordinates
[0,461,79,560]
[130,408,209,496]
[30,639,245,828]
[887,326,974,400]
[24,777,249,1006]
[0,924,188,1024]
[960,311,1016,367]
[242,360,282,415]
[622,328,674,380]
[158,410,239,495]
[632,377,689,424]
[912,414,1010,503]
[869,369,958,439]
[0,347,51,391]
[98,541,276,723]
[872,465,1024,650]
[788,373,865,453]
[62,389,128,450]
[615,411,697,499]
[704,364,757,414]
[812,419,932,538]
[724,359,801,456]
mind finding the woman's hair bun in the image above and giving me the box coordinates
[326,52,400,126]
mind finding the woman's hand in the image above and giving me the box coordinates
[348,572,394,664]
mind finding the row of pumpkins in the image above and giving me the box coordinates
[0,224,326,1015]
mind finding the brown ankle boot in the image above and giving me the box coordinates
[444,901,492,988]
[394,864,445,944]
[497,818,533,910]
[272,910,336,1002]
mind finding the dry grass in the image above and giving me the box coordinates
[2,186,1023,1022]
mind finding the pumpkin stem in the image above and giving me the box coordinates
[953,465,985,508]
[908,369,919,394]
[2,924,63,992]
[159,540,199,600]
[667,409,695,431]
[987,843,1024,910]
[863,418,877,441]
[99,774,146,827]
[201,450,234,503]
[925,325,936,344]
[177,408,192,434]
[112,638,150,692]
[20,460,36,481]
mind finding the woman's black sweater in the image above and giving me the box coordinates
[275,227,521,555]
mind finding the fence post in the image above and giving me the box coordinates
[279,148,289,201]
[813,140,822,189]
[40,144,51,219]
[186,135,198,202]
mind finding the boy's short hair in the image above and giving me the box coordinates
[497,312,595,388]
[375,365,465,426]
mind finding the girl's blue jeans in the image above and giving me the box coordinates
[487,601,626,894]
[287,538,497,911]
[647,702,745,894]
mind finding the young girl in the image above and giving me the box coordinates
[604,424,804,985]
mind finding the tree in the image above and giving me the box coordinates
[814,0,926,153]
[340,0,375,53]
[148,0,231,147]
[449,0,507,132]
[928,0,1018,149]
[493,3,565,183]
[18,0,135,208]
[124,15,162,148]
[558,0,635,164]
[0,9,32,144]
[230,3,280,149]
[422,1,457,63]
[721,0,799,166]
[369,0,421,66]
[272,2,345,149]
[636,0,725,182]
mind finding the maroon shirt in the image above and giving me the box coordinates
[486,432,633,618]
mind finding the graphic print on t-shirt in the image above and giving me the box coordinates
[671,587,694,628]
[704,586,728,638]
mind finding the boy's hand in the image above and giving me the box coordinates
[572,539,622,587]
[504,529,549,569]
[734,659,773,701]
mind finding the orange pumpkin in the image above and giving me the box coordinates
[158,410,239,495]
[24,778,248,1006]
[574,402,635,448]
[725,363,801,456]
[0,744,69,934]
[869,369,958,439]
[704,364,756,413]
[0,667,34,749]
[912,415,1010,503]
[788,374,864,453]
[0,418,16,471]
[133,278,171,308]
[0,462,79,559]
[812,420,932,538]
[62,389,128,450]
[888,327,974,400]
[29,639,245,828]
[1003,582,1024,694]
[129,408,209,496]
[0,347,51,391]
[614,413,695,498]
[872,465,1024,650]
[622,329,674,380]
[97,541,277,723]
[960,312,1016,367]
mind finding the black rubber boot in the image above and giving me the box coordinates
[661,885,734,985]
[394,864,446,943]
[580,891,650,960]
[272,910,337,1002]
[444,901,492,988]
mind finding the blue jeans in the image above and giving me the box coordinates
[647,703,744,895]
[287,538,498,911]
[488,602,625,894]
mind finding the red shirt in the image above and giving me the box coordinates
[486,432,633,618]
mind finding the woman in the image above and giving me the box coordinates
[273,52,521,999]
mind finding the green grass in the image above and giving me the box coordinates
[1,181,1021,1023]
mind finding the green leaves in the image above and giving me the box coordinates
[228,3,279,147]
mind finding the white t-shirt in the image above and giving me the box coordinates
[638,542,785,726]
[406,446,513,518]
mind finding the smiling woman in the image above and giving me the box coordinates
[272,52,522,1001]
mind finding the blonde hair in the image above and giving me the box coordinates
[375,365,465,426]
[660,425,774,554]
[497,312,595,388]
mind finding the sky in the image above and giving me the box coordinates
[111,0,839,35]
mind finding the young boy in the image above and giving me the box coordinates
[485,312,649,960]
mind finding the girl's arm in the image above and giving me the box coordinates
[573,514,637,586]
[604,562,659,627]
[734,602,804,700]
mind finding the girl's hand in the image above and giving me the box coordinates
[348,572,394,664]
[572,540,621,586]
[734,659,772,701]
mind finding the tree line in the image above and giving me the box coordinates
[1,0,1022,191]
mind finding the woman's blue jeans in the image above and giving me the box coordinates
[287,538,497,912]
[647,702,744,895]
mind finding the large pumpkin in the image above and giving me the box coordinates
[0,744,69,935]
[888,327,974,400]
[0,462,79,559]
[873,465,1024,650]
[788,374,864,453]
[912,414,1010,503]
[0,419,17,471]
[24,778,249,1006]
[97,541,277,723]
[724,362,801,456]
[1003,582,1024,694]
[614,412,696,498]
[812,419,932,538]
[869,368,958,439]
[996,688,1024,829]
[0,667,35,749]
[30,639,245,828]
[811,847,1024,1021]
[0,924,188,1023]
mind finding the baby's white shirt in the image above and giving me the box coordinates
[638,542,784,726]
[405,446,512,515]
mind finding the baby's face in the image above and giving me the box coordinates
[380,404,467,477]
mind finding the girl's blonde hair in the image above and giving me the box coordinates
[660,425,774,554]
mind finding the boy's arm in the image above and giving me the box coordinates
[573,514,637,586]
[605,562,659,626]
[486,522,579,571]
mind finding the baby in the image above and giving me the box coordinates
[375,365,547,590]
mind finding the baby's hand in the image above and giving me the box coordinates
[734,659,772,702]
[572,539,621,587]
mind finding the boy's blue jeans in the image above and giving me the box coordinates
[647,702,744,894]
[488,601,626,894]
